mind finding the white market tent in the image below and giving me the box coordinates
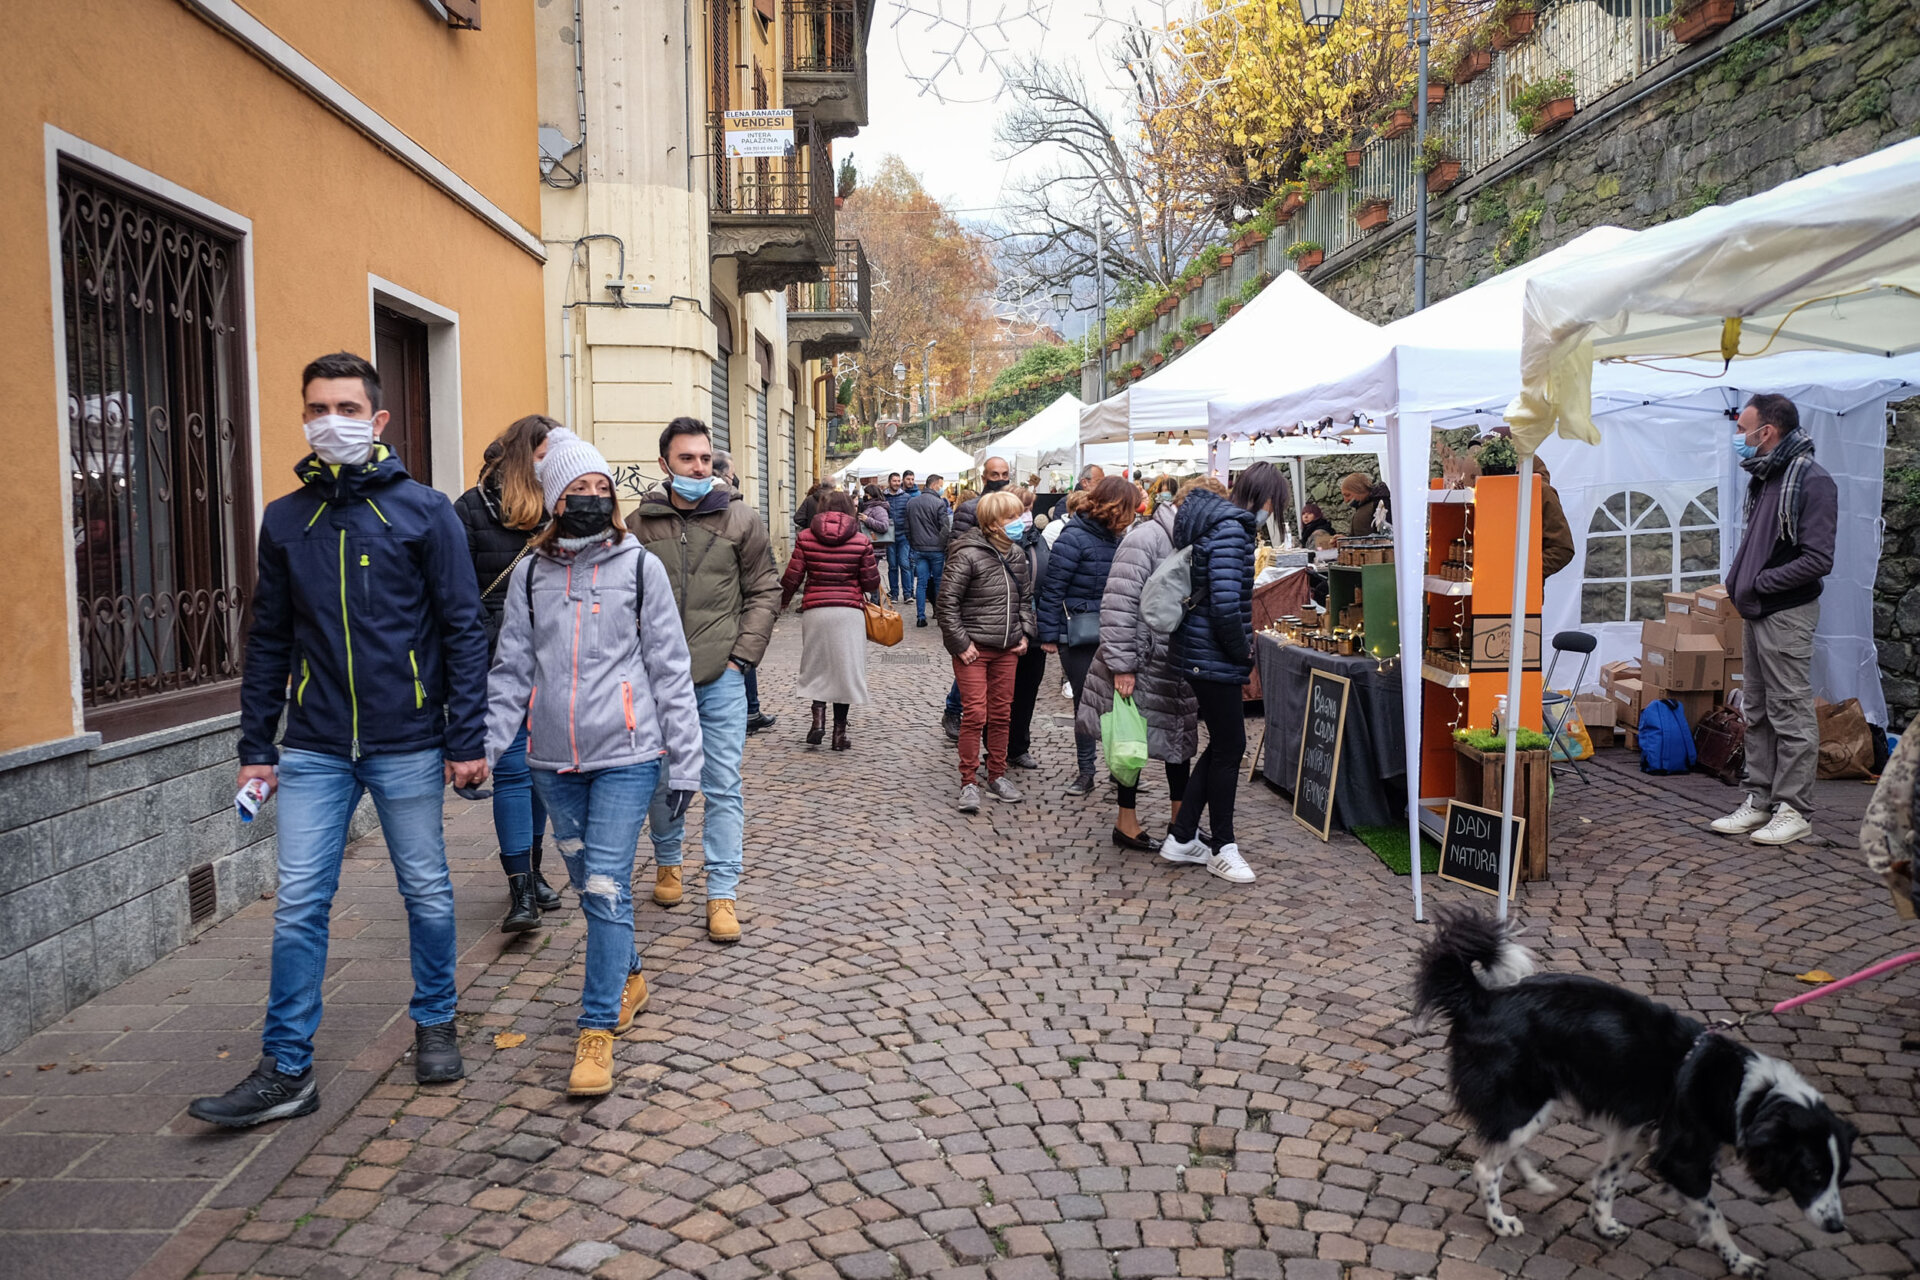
[832,446,888,481]
[871,438,927,476]
[978,392,1084,472]
[1079,272,1380,460]
[1207,216,1920,921]
[917,435,977,479]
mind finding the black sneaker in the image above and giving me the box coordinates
[1009,752,1040,770]
[942,710,962,742]
[414,1022,464,1084]
[916,617,928,628]
[187,1056,318,1128]
[1063,773,1096,797]
[746,712,778,734]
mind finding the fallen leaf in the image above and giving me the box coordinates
[493,1032,527,1049]
[216,1050,230,1059]
[37,1063,55,1072]
[1794,969,1835,984]
[68,1063,99,1075]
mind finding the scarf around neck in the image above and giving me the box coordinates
[1741,429,1815,547]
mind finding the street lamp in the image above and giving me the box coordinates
[1051,286,1072,319]
[892,360,907,384]
[1299,0,1427,311]
[920,340,938,446]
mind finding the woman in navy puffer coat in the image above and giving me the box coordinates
[1161,462,1291,885]
[1038,476,1136,794]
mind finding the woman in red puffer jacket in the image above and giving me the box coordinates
[780,490,881,750]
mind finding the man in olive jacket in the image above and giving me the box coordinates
[625,417,780,942]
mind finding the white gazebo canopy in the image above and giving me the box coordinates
[918,436,976,478]
[979,392,1085,471]
[872,438,927,476]
[1510,134,1920,451]
[1080,272,1378,448]
[833,446,888,481]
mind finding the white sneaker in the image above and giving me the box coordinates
[985,776,1022,803]
[1750,803,1811,846]
[1206,843,1256,883]
[1159,832,1208,865]
[1061,679,1074,700]
[1710,794,1770,835]
[956,784,980,815]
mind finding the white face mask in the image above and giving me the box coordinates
[303,413,378,466]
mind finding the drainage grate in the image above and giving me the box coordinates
[188,863,217,924]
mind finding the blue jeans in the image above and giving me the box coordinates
[743,667,762,718]
[649,666,746,900]
[945,680,962,718]
[913,550,945,622]
[491,722,546,877]
[533,761,659,1030]
[264,747,456,1076]
[887,538,914,599]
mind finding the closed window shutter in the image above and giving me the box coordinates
[442,0,480,29]
[756,386,771,524]
[711,352,731,452]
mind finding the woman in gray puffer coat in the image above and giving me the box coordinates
[1075,477,1222,850]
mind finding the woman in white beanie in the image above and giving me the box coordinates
[485,428,705,1096]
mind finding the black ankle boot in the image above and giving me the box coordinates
[806,701,826,746]
[500,874,541,933]
[831,704,850,751]
[530,869,563,912]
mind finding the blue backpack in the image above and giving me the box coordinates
[1638,698,1697,775]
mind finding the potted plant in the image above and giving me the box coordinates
[1345,142,1364,169]
[1380,91,1417,140]
[1449,27,1494,84]
[1512,70,1576,135]
[1195,320,1215,337]
[1415,135,1462,193]
[1287,240,1325,271]
[1659,0,1737,43]
[1427,82,1447,108]
[1353,194,1393,232]
[1491,0,1538,47]
[1147,350,1166,367]
[835,156,857,209]
[1275,180,1308,218]
[1155,290,1179,316]
[1302,148,1346,192]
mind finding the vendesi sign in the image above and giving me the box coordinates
[723,109,796,158]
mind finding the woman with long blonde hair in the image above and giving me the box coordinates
[457,415,565,933]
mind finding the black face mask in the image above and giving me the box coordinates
[983,478,1009,493]
[556,494,616,538]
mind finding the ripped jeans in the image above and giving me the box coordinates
[532,760,660,1030]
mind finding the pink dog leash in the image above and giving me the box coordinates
[1713,950,1920,1029]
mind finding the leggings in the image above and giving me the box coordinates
[1058,643,1099,776]
[1171,678,1247,846]
[1117,760,1192,811]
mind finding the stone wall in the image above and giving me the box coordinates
[0,718,376,1052]
[1308,0,1920,724]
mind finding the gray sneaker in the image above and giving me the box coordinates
[985,776,1022,803]
[956,784,981,814]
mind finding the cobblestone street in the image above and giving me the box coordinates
[5,620,1919,1280]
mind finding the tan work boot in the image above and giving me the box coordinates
[653,866,683,906]
[707,899,741,944]
[614,973,649,1035]
[568,1029,615,1096]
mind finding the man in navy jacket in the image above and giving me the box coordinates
[190,353,489,1129]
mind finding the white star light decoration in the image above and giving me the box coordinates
[1089,0,1235,113]
[890,0,1058,104]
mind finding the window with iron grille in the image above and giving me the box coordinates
[60,162,253,740]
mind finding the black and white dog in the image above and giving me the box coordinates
[1413,909,1856,1276]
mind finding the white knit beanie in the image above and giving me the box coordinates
[536,427,613,512]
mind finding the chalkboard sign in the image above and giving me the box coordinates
[1291,668,1352,841]
[1438,800,1526,897]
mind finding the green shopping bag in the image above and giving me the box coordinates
[1101,695,1150,788]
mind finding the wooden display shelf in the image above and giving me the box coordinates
[1326,561,1399,659]
[1454,740,1551,882]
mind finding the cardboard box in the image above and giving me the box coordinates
[1600,660,1641,694]
[1693,583,1733,617]
[1662,590,1698,620]
[1644,686,1719,728]
[1610,677,1645,722]
[1573,693,1615,733]
[1716,612,1745,657]
[1642,620,1725,691]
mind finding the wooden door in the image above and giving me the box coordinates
[374,306,431,485]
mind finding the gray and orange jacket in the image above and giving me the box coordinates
[239,448,489,765]
[483,533,703,789]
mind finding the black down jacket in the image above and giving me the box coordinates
[1074,503,1199,763]
[455,478,543,656]
[1171,489,1258,684]
[1037,515,1121,645]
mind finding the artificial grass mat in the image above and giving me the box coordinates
[1353,824,1441,875]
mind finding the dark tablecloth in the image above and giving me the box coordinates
[1256,635,1407,831]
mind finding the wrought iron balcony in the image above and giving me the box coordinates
[786,239,871,359]
[709,111,836,293]
[782,0,870,137]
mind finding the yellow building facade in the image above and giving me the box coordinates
[0,0,548,1049]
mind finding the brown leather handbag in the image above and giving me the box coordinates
[864,590,903,647]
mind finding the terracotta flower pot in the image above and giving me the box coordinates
[1354,199,1392,232]
[1345,148,1363,169]
[1123,327,1136,339]
[1381,109,1416,140]
[1229,303,1246,317]
[1453,49,1492,84]
[1195,321,1214,337]
[1148,352,1165,366]
[1308,177,1332,193]
[1503,9,1536,42]
[1172,337,1186,351]
[1108,340,1122,353]
[1156,296,1178,316]
[1218,250,1235,267]
[1234,229,1268,252]
[1293,250,1323,271]
[1278,192,1305,218]
[1427,83,1446,107]
[1671,0,1736,42]
[1529,96,1576,134]
[1425,159,1463,194]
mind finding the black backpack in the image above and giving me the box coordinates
[524,543,648,632]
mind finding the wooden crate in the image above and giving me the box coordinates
[1453,741,1550,882]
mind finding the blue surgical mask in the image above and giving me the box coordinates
[1732,433,1758,461]
[1002,517,1029,543]
[670,473,716,501]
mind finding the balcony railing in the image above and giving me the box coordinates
[1291,0,1680,264]
[785,0,861,73]
[709,111,833,252]
[787,240,870,322]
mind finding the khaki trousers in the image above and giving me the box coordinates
[1742,601,1819,814]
